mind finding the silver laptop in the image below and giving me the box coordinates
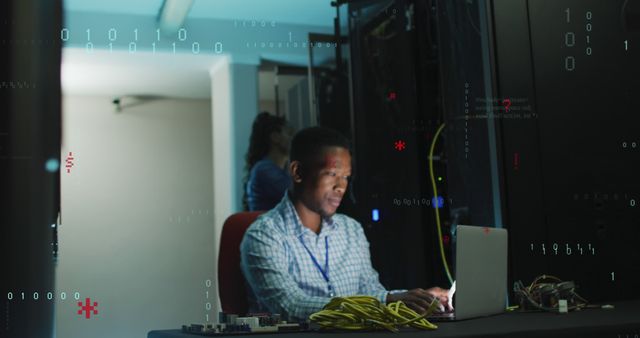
[428,225,508,321]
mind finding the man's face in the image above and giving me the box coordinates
[298,147,351,218]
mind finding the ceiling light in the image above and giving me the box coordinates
[158,0,194,35]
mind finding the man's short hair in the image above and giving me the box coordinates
[290,127,351,169]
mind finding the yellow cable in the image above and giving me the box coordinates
[429,123,453,285]
[309,296,439,332]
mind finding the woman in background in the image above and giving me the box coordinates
[243,112,294,211]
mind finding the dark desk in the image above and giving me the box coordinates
[149,300,640,338]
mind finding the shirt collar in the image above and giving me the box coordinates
[280,192,338,238]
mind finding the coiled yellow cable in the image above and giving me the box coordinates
[309,296,439,332]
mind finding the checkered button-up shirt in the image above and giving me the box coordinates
[240,192,390,321]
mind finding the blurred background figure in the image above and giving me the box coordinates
[244,112,294,211]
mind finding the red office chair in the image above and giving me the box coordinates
[218,211,263,315]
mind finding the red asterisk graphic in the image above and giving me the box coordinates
[77,298,98,319]
[443,235,450,245]
[394,140,406,151]
[388,91,397,101]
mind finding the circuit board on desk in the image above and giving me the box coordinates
[182,323,313,336]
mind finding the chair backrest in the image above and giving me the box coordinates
[218,211,263,315]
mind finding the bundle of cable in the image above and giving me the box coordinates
[309,296,439,332]
[513,275,589,312]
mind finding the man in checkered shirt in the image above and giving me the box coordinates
[240,127,451,321]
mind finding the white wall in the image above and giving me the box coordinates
[209,58,259,316]
[56,95,215,338]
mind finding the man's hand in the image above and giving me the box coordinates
[425,287,453,312]
[386,287,452,315]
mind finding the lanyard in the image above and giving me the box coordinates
[299,235,334,297]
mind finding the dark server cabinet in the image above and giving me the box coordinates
[439,0,640,303]
[0,0,62,337]
[346,0,452,290]
[496,0,640,302]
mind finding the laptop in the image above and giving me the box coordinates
[427,225,508,321]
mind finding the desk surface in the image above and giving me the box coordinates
[149,300,640,338]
